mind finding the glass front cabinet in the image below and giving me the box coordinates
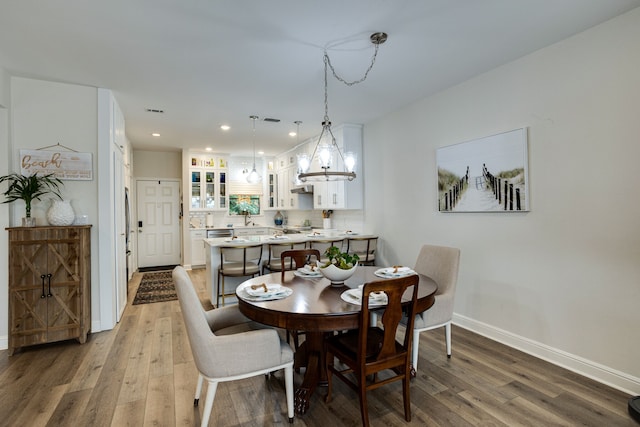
[190,155,228,210]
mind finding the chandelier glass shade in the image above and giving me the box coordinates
[246,115,262,184]
[297,32,386,183]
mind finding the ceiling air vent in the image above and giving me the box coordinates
[263,117,280,123]
[145,108,164,113]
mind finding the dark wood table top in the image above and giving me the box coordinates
[237,266,438,332]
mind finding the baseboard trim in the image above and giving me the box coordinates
[453,313,640,395]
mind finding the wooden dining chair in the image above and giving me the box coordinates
[217,243,263,307]
[279,248,321,282]
[280,248,322,351]
[325,274,420,427]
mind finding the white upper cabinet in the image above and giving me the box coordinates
[189,154,228,211]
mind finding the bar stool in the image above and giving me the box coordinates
[262,241,306,275]
[217,243,263,306]
[308,238,344,264]
[346,236,378,266]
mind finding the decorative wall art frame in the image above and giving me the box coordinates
[20,144,93,180]
[437,127,529,212]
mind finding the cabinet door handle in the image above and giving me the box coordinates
[40,274,46,298]
[46,273,53,297]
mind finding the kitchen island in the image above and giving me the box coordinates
[203,231,376,305]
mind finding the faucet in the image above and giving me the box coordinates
[243,210,253,226]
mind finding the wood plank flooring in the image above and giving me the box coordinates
[0,269,635,426]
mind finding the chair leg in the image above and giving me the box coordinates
[194,373,204,406]
[285,364,295,423]
[216,271,221,308]
[445,322,452,358]
[357,373,370,427]
[412,328,420,373]
[220,275,225,307]
[402,374,412,422]
[200,379,218,427]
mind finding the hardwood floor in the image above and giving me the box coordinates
[0,269,635,426]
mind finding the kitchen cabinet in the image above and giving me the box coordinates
[7,225,91,355]
[265,170,278,209]
[189,155,228,211]
[190,229,207,267]
[278,166,312,210]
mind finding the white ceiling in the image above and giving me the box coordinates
[1,0,639,157]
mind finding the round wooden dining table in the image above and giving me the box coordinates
[236,266,438,415]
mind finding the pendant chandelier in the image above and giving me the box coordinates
[246,115,262,184]
[298,32,387,182]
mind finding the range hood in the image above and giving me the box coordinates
[290,185,314,194]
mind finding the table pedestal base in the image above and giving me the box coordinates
[293,331,330,415]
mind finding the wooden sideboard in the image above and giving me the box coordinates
[6,225,91,355]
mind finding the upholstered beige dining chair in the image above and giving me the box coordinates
[409,244,460,372]
[172,266,294,426]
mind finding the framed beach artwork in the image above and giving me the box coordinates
[437,128,529,212]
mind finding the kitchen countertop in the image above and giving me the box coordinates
[189,227,236,230]
[204,231,374,247]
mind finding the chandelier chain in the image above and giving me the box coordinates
[323,42,380,87]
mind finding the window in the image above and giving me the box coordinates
[229,195,260,215]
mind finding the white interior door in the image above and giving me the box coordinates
[136,179,181,268]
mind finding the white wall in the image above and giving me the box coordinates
[0,66,10,348]
[364,9,640,393]
[133,149,182,179]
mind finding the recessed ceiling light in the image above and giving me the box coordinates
[151,133,161,137]
[220,125,230,131]
[205,147,213,151]
[289,131,297,137]
[258,151,264,155]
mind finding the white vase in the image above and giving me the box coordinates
[323,218,332,229]
[47,199,75,226]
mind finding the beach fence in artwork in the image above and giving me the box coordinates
[437,128,529,213]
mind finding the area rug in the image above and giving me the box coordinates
[132,270,178,305]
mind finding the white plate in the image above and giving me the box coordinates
[340,289,388,306]
[224,238,248,243]
[306,233,324,237]
[268,235,289,240]
[246,284,288,298]
[237,284,293,302]
[374,266,416,278]
[294,268,323,278]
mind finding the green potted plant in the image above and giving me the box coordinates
[319,246,359,285]
[0,172,64,226]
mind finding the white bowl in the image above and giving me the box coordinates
[319,263,358,285]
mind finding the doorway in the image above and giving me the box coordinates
[136,179,181,268]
